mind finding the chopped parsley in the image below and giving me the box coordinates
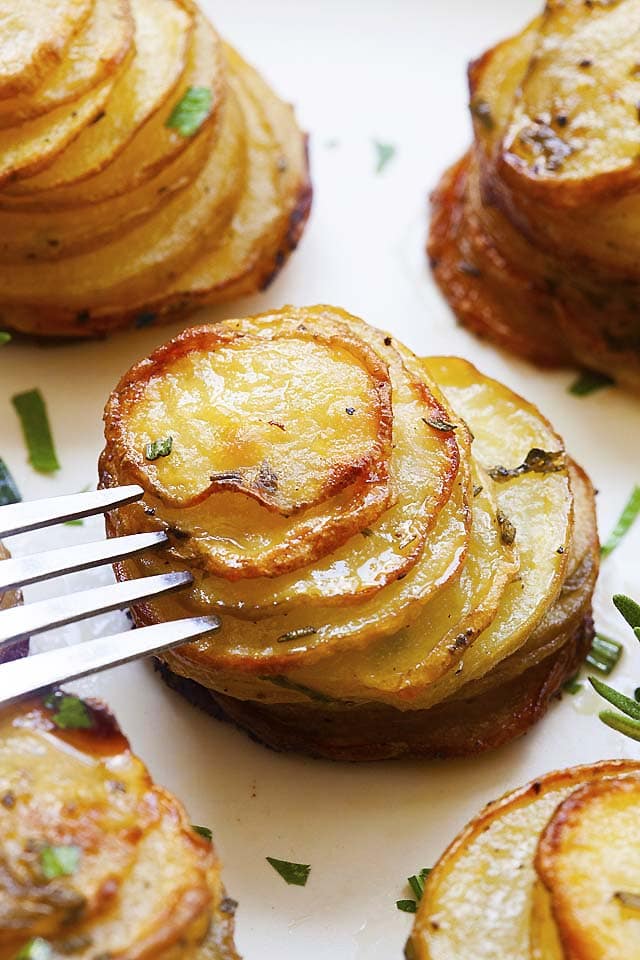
[145,436,173,461]
[0,457,21,506]
[40,844,81,880]
[266,857,310,887]
[396,899,418,913]
[568,369,615,396]
[15,939,52,960]
[11,389,60,474]
[166,86,213,137]
[373,140,396,174]
[43,692,93,730]
[192,825,213,842]
[601,486,640,558]
[396,867,431,913]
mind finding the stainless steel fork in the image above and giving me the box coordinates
[0,485,219,704]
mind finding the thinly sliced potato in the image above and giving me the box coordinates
[0,0,133,128]
[408,762,640,960]
[536,775,640,959]
[0,0,91,99]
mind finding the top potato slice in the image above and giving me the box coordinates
[503,0,640,198]
[10,0,193,193]
[408,761,640,960]
[0,0,133,128]
[536,775,640,960]
[0,0,91,100]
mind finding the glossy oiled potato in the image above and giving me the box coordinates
[0,0,311,338]
[0,694,239,959]
[407,760,640,960]
[429,0,640,389]
[100,305,598,761]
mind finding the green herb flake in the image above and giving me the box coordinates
[422,417,457,433]
[489,448,566,483]
[615,890,640,910]
[266,857,310,887]
[613,593,640,630]
[586,634,623,675]
[277,626,317,644]
[396,899,418,913]
[408,868,431,900]
[192,825,213,842]
[569,369,615,396]
[0,332,11,346]
[166,86,213,137]
[373,140,396,174]
[40,844,81,880]
[145,436,173,461]
[601,486,640,558]
[11,389,60,474]
[0,457,21,506]
[15,939,52,960]
[43,692,93,730]
[563,674,582,695]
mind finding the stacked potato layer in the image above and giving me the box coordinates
[0,695,239,959]
[0,0,311,338]
[100,305,598,760]
[408,760,640,960]
[429,0,640,389]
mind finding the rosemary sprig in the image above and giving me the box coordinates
[590,593,640,740]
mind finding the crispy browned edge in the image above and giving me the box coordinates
[153,612,593,762]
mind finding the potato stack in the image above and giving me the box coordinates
[100,305,599,761]
[0,0,311,338]
[408,760,640,960]
[0,695,239,959]
[429,0,640,390]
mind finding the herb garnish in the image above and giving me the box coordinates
[373,140,396,174]
[563,674,582,695]
[0,332,10,345]
[590,594,640,739]
[16,939,52,960]
[0,457,21,506]
[496,509,517,545]
[614,891,640,910]
[396,868,431,913]
[40,844,81,880]
[11,389,60,474]
[277,626,317,643]
[145,436,173,461]
[422,417,457,432]
[192,825,213,842]
[43,692,93,730]
[569,369,615,396]
[166,86,213,137]
[587,634,623,674]
[601,486,640,558]
[488,448,566,483]
[266,857,310,886]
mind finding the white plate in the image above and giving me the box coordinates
[2,1,640,956]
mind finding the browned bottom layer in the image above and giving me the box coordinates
[156,614,593,762]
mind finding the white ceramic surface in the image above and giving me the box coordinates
[1,2,639,956]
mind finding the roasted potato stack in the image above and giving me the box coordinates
[0,0,311,338]
[100,304,599,761]
[0,692,239,959]
[429,0,640,389]
[407,759,640,960]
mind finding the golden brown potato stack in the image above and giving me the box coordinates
[0,0,311,338]
[429,0,640,390]
[99,305,599,761]
[0,693,239,959]
[407,760,640,960]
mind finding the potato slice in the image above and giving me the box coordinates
[0,0,91,99]
[10,0,193,193]
[408,761,640,960]
[0,0,133,128]
[536,775,640,959]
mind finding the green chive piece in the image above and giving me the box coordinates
[586,634,623,674]
[40,844,81,879]
[589,677,640,720]
[192,825,213,842]
[15,939,52,960]
[145,436,173,461]
[396,899,418,913]
[408,868,431,900]
[601,486,640,558]
[0,331,11,346]
[373,140,396,174]
[11,389,60,474]
[599,709,640,742]
[0,457,21,506]
[266,857,310,887]
[563,674,582,695]
[166,86,213,137]
[568,369,615,396]
[613,594,640,631]
[43,692,93,730]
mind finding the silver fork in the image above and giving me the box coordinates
[0,485,219,705]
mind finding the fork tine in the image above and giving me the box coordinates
[0,571,192,645]
[0,530,169,593]
[0,616,220,705]
[0,485,144,538]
